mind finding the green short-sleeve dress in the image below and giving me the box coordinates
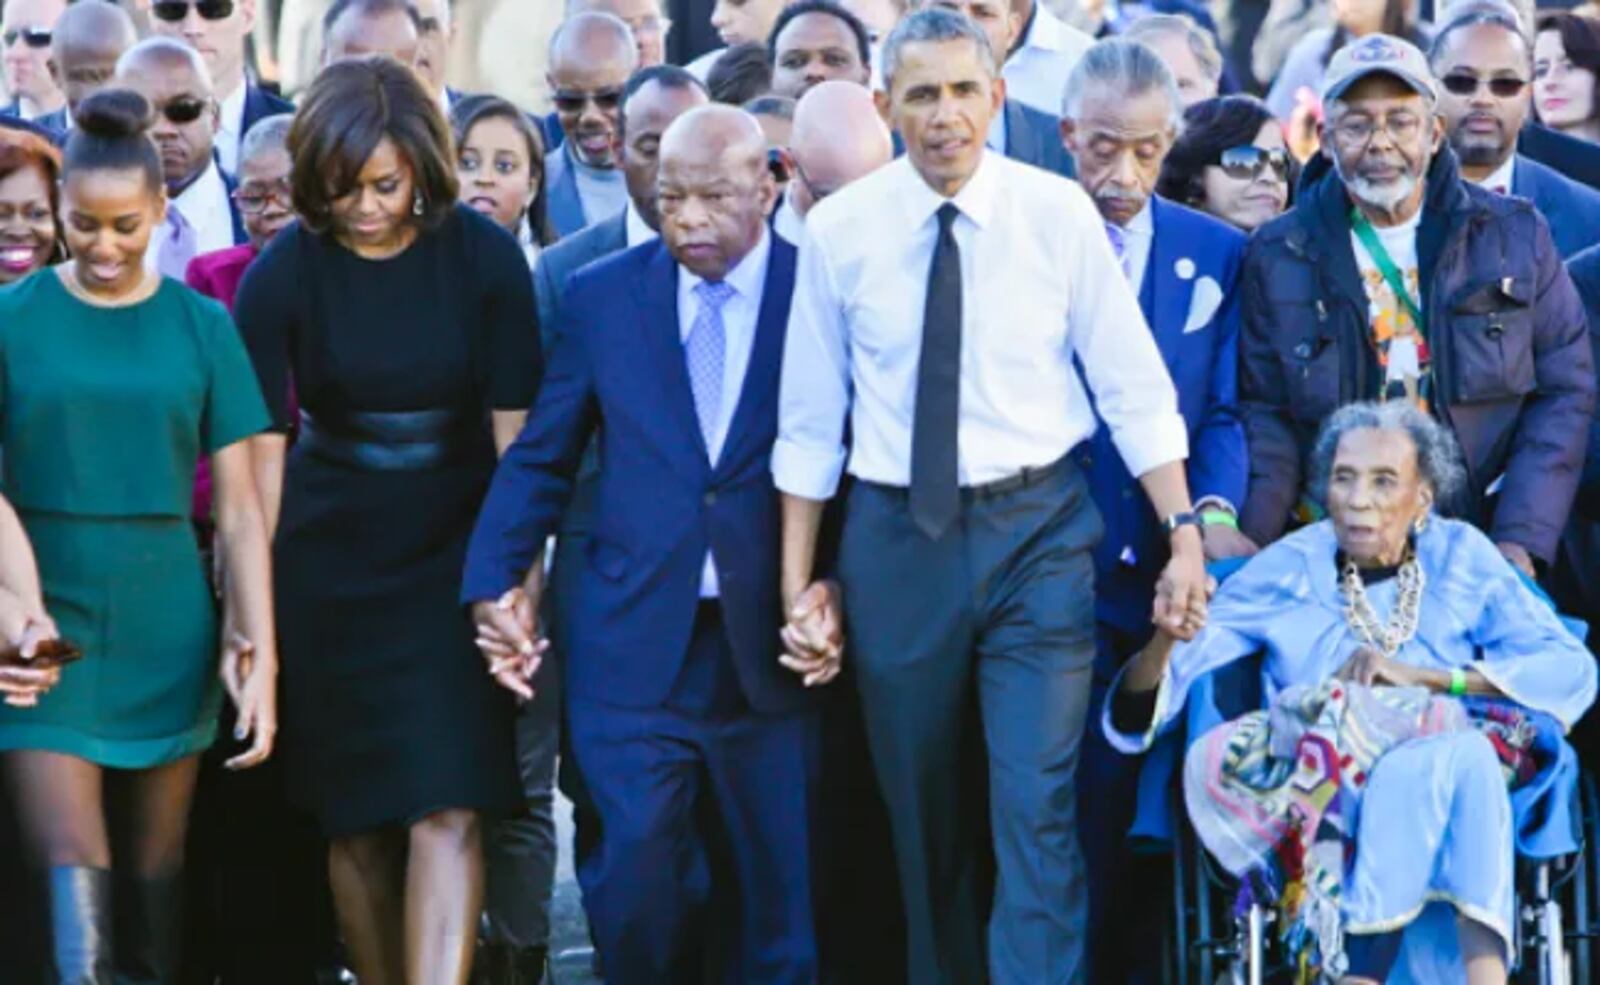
[0,272,270,767]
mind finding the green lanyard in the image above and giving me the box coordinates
[1349,206,1426,341]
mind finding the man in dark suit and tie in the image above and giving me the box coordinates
[36,0,139,140]
[775,11,1209,982]
[909,0,1076,177]
[147,0,293,177]
[1059,37,1252,982]
[463,104,828,982]
[1432,8,1600,258]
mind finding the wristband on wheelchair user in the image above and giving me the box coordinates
[1448,668,1468,697]
[1200,509,1239,530]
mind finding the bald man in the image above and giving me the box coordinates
[775,79,890,243]
[568,0,670,67]
[543,11,638,237]
[320,0,419,69]
[38,0,138,135]
[117,38,247,279]
[463,104,823,983]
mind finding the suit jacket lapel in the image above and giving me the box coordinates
[635,244,712,479]
[1142,198,1186,362]
[718,239,797,475]
[1003,100,1030,162]
[548,150,587,236]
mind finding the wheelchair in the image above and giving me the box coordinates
[1134,568,1600,985]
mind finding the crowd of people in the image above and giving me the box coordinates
[1,0,1600,983]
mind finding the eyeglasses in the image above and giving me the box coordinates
[232,177,292,214]
[156,96,210,125]
[1215,145,1290,182]
[1440,73,1529,99]
[2,27,51,48]
[1330,112,1424,146]
[625,15,671,38]
[551,88,623,114]
[150,0,235,23]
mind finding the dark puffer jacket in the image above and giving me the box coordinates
[1237,147,1595,564]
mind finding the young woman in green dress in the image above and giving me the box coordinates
[0,89,278,983]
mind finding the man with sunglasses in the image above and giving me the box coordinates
[148,0,292,178]
[37,0,138,139]
[1237,33,1594,587]
[1431,8,1600,258]
[544,11,638,238]
[773,78,890,244]
[116,38,246,281]
[1,0,65,125]
[1057,37,1249,983]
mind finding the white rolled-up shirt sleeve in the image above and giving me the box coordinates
[1066,204,1189,478]
[773,224,853,500]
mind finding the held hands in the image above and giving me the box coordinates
[219,622,277,770]
[0,594,61,708]
[778,580,844,688]
[472,587,550,703]
[1152,527,1214,642]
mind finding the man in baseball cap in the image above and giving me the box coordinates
[1232,28,1593,652]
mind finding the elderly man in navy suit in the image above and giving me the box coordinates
[1059,36,1252,984]
[462,104,829,983]
[1432,7,1600,258]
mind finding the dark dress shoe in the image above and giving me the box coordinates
[48,866,114,985]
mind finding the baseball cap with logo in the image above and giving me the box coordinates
[1320,33,1438,105]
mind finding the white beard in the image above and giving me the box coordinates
[1335,153,1425,211]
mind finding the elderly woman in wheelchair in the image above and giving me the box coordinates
[1106,401,1598,984]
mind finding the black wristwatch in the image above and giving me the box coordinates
[1161,511,1202,535]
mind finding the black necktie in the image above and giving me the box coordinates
[910,202,962,539]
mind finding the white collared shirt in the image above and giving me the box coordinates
[679,229,773,596]
[215,82,248,177]
[774,152,1186,499]
[144,158,236,274]
[1003,2,1094,116]
[1119,199,1155,292]
[773,189,805,245]
[625,199,657,247]
[1477,155,1517,195]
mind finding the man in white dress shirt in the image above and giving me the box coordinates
[772,9,1208,983]
[1,0,67,123]
[1002,0,1092,114]
[117,38,242,281]
[773,78,891,244]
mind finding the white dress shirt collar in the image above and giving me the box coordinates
[774,188,805,245]
[1476,155,1517,194]
[625,199,657,247]
[146,158,235,272]
[677,227,772,344]
[897,151,1000,232]
[1022,2,1074,55]
[1119,198,1155,292]
[216,82,248,176]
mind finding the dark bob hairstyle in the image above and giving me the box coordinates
[1156,94,1296,210]
[449,93,554,247]
[288,56,459,234]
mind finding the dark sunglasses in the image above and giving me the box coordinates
[157,97,210,125]
[150,0,235,23]
[1216,145,1290,182]
[551,88,623,114]
[1440,73,1529,99]
[2,27,51,48]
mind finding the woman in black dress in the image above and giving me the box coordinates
[234,58,540,984]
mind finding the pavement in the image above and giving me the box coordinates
[547,794,603,985]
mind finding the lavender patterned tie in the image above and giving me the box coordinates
[1104,220,1132,283]
[687,279,735,455]
[157,206,198,281]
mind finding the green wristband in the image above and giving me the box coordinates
[1449,668,1468,697]
[1200,509,1238,530]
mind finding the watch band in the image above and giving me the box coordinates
[1162,511,1201,535]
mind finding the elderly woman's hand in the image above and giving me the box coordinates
[1334,647,1422,688]
[1154,528,1214,641]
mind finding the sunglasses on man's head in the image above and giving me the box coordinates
[2,27,51,49]
[158,97,210,125]
[1215,145,1290,182]
[551,88,624,114]
[1440,73,1529,99]
[150,0,236,23]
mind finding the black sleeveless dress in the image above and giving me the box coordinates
[236,206,540,836]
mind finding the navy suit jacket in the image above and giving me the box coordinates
[34,106,67,145]
[1521,121,1600,192]
[241,83,293,135]
[462,236,810,715]
[1511,154,1600,259]
[543,144,625,239]
[1084,196,1248,632]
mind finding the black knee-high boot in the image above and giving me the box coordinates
[113,871,183,984]
[48,866,113,985]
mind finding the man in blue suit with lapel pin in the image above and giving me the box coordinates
[462,105,828,983]
[906,0,1077,178]
[1059,37,1252,983]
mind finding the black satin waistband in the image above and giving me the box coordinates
[297,408,488,471]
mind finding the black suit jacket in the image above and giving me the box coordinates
[241,83,293,136]
[1521,121,1600,192]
